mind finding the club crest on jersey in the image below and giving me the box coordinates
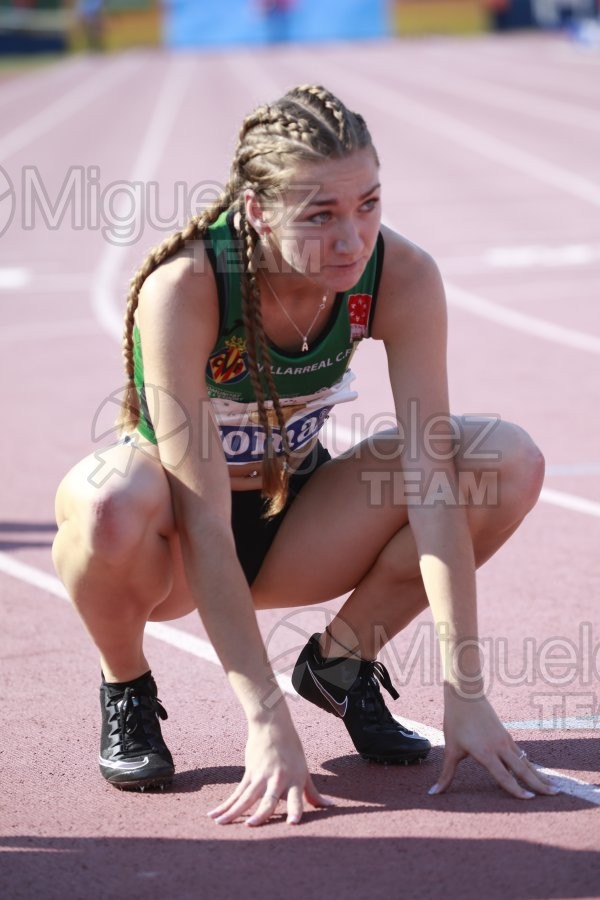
[207,336,249,384]
[347,293,372,340]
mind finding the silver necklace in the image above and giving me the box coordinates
[263,276,328,353]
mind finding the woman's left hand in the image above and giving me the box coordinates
[429,684,561,799]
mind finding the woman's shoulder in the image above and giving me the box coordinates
[379,223,441,290]
[371,224,445,339]
[136,238,220,350]
[141,240,214,301]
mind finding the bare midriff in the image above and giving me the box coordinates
[228,436,319,492]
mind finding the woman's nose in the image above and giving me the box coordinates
[334,220,362,255]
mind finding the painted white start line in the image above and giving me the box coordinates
[1,551,599,806]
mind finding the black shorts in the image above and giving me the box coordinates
[231,441,331,585]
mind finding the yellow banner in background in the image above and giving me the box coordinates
[392,0,498,35]
[70,0,161,52]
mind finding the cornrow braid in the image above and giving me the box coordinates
[239,105,318,144]
[291,84,349,148]
[117,184,236,433]
[240,212,290,517]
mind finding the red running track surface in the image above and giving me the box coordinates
[0,33,599,899]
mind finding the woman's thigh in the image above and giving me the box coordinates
[251,435,408,608]
[251,415,537,609]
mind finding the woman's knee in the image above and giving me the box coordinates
[84,489,147,565]
[463,419,545,522]
[452,416,544,533]
[57,447,174,568]
[498,423,545,514]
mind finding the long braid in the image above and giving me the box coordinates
[240,214,291,516]
[117,185,236,433]
[231,88,374,512]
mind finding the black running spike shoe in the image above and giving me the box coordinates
[292,634,431,764]
[99,671,175,790]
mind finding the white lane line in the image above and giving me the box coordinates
[444,282,600,354]
[0,57,144,163]
[0,552,66,597]
[0,273,94,292]
[546,464,600,476]
[533,768,600,805]
[91,55,198,342]
[0,56,94,111]
[306,57,600,207]
[1,551,598,805]
[383,216,600,356]
[483,243,600,269]
[146,621,294,697]
[144,620,220,664]
[425,39,600,102]
[0,267,30,289]
[539,488,600,518]
[505,717,599,731]
[394,716,444,748]
[439,243,600,276]
[384,59,600,135]
[0,319,101,342]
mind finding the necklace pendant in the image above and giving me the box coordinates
[301,338,309,352]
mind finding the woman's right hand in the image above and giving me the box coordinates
[430,684,561,800]
[207,712,334,826]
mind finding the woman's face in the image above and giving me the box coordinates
[252,147,381,294]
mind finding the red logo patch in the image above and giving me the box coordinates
[347,293,372,341]
[207,337,248,384]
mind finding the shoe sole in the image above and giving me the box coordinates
[360,750,430,765]
[106,774,174,791]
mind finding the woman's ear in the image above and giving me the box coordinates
[244,189,270,235]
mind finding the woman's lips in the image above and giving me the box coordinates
[329,258,364,270]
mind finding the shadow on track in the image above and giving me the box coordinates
[1,833,598,900]
[315,737,598,812]
[0,520,57,551]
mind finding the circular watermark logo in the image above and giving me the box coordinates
[87,384,192,488]
[0,166,16,238]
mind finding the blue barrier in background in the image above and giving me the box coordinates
[164,0,388,48]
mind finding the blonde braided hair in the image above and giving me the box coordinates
[117,85,376,515]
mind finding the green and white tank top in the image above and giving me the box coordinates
[133,209,384,465]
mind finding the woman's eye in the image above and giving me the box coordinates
[309,211,331,224]
[361,197,379,212]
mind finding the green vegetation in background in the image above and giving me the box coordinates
[0,54,63,74]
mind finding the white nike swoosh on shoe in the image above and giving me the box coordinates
[98,754,150,771]
[306,661,348,718]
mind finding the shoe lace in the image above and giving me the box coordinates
[118,686,168,749]
[358,660,400,723]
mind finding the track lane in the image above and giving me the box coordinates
[1,36,599,898]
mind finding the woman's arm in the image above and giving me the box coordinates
[372,228,558,799]
[137,248,330,824]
